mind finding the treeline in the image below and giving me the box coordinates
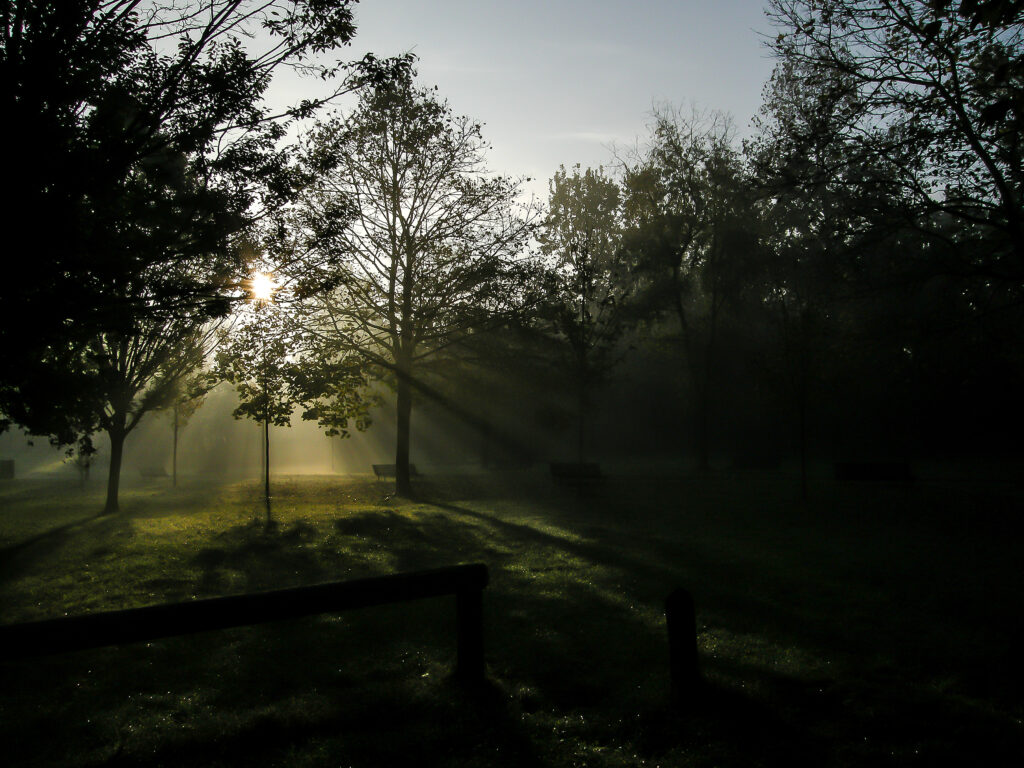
[2,1,1022,511]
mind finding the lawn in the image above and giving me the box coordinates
[0,469,1021,766]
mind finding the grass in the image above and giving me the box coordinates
[0,468,1021,766]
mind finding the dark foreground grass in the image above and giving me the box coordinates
[0,469,1021,766]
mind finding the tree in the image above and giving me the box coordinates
[538,165,631,463]
[621,108,755,469]
[289,73,536,495]
[163,371,211,487]
[0,0,409,447]
[216,277,371,524]
[766,0,1024,287]
[757,4,1024,465]
[745,60,876,496]
[90,309,221,513]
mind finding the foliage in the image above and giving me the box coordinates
[80,303,222,512]
[766,0,1024,286]
[214,298,372,437]
[620,108,756,466]
[538,164,631,460]
[0,0,410,445]
[286,71,537,492]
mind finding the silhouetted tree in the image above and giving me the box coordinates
[753,10,1024,461]
[767,0,1024,286]
[538,165,631,463]
[92,311,221,513]
[746,61,875,496]
[289,73,536,495]
[216,277,371,523]
[0,0,408,447]
[622,108,755,469]
[162,372,212,487]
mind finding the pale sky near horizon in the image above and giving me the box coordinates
[331,0,778,198]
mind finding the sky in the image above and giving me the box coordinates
[279,0,779,199]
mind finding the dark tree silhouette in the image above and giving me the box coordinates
[538,164,631,463]
[288,73,536,495]
[767,0,1024,285]
[622,108,755,469]
[0,0,408,447]
[92,312,220,513]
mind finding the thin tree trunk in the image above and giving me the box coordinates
[797,384,808,501]
[690,364,711,471]
[264,415,271,525]
[577,379,588,465]
[104,421,126,514]
[172,405,179,488]
[395,366,413,496]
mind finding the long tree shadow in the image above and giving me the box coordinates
[4,479,1019,766]
[417,496,1024,766]
[192,519,336,595]
[0,513,127,585]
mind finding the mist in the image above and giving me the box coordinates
[2,2,1023,767]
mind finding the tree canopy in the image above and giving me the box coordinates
[538,164,630,462]
[766,0,1024,286]
[0,0,408,445]
[285,72,536,493]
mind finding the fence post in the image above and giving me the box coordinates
[454,587,485,682]
[665,587,698,701]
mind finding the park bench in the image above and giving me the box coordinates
[834,460,914,482]
[484,460,534,470]
[139,466,169,478]
[0,564,489,682]
[372,463,420,480]
[549,462,604,485]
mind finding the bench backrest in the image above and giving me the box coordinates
[550,462,603,478]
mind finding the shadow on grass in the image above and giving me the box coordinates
[193,520,330,595]
[2,475,1022,766]
[0,513,127,584]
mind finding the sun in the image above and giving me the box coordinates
[250,272,276,301]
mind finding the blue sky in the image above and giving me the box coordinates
[285,1,778,196]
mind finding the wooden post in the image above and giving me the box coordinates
[665,587,698,700]
[455,588,485,682]
[0,564,490,671]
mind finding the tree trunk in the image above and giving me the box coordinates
[172,405,179,488]
[693,377,711,471]
[395,364,413,496]
[577,379,588,464]
[797,383,808,501]
[264,415,272,526]
[104,421,126,514]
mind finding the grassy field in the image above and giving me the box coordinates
[0,468,1021,767]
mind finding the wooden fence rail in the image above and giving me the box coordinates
[0,563,489,681]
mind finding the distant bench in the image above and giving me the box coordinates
[483,459,534,470]
[834,461,914,482]
[139,467,169,478]
[550,462,604,485]
[372,464,420,480]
